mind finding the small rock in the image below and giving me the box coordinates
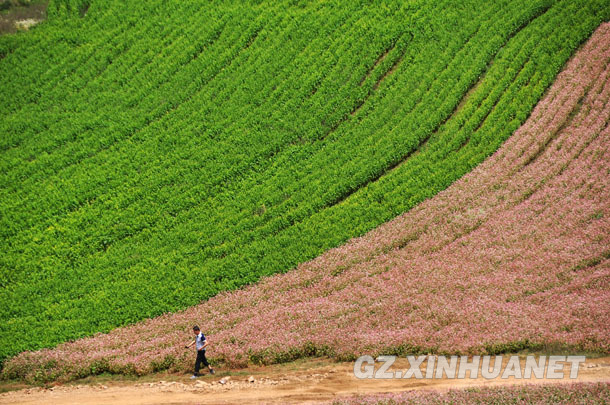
[248,376,255,383]
[219,377,230,385]
[15,19,41,31]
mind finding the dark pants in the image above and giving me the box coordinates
[194,350,210,375]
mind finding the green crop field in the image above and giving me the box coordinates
[1,0,608,366]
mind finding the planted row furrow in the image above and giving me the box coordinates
[0,2,225,162]
[1,0,608,365]
[0,6,386,247]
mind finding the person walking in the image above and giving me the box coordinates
[185,325,215,378]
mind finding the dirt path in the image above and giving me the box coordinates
[1,356,609,404]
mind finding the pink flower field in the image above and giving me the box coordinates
[330,382,610,404]
[3,22,610,382]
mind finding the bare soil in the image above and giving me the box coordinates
[1,356,609,404]
[0,1,47,35]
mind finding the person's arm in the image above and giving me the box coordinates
[185,339,195,348]
[200,338,208,351]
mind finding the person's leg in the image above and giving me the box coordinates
[194,351,203,376]
[201,351,215,374]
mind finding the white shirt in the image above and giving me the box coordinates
[195,332,206,351]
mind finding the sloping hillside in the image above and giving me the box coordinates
[1,0,609,365]
[4,21,609,383]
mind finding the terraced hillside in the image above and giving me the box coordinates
[1,0,609,366]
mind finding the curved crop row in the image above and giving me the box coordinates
[3,21,609,383]
[1,0,609,364]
